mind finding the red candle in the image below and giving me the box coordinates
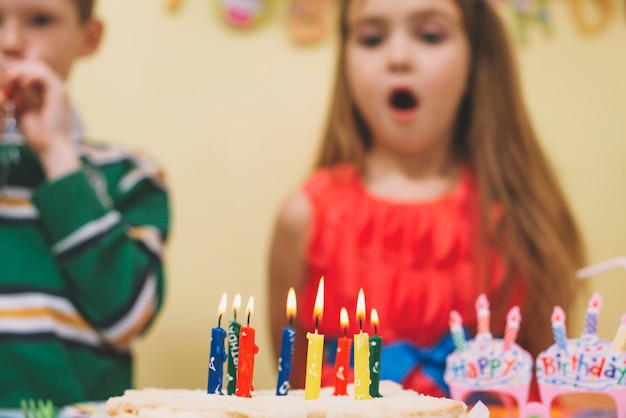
[475,293,491,339]
[333,307,352,396]
[236,297,259,398]
[503,306,521,351]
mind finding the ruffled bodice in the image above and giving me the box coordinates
[299,164,511,347]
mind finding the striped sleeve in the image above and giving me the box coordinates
[31,162,169,350]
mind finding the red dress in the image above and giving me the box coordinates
[298,165,520,397]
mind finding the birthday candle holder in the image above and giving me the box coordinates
[444,288,626,418]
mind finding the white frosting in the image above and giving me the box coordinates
[105,380,468,418]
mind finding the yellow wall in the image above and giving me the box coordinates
[69,1,626,391]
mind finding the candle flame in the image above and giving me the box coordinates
[340,307,349,329]
[475,293,489,311]
[233,294,241,314]
[589,292,603,310]
[551,306,565,323]
[449,310,463,327]
[370,308,379,328]
[356,288,366,330]
[313,277,324,323]
[506,306,521,325]
[246,296,254,318]
[286,287,297,319]
[218,292,227,317]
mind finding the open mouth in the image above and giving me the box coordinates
[389,89,418,111]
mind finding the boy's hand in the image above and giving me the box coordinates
[1,59,80,180]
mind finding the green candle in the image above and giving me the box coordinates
[368,308,382,398]
[227,294,241,395]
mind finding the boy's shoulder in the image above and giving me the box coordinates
[77,140,166,192]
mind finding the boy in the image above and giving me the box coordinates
[0,0,170,407]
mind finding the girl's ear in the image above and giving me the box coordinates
[80,19,104,58]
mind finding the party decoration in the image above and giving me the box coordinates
[235,297,259,398]
[368,308,382,398]
[305,277,325,400]
[449,311,467,352]
[276,288,297,395]
[208,293,228,395]
[333,307,351,396]
[445,292,626,417]
[227,294,241,395]
[219,0,269,29]
[353,289,372,401]
[289,0,329,44]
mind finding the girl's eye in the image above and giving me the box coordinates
[31,14,53,26]
[359,35,383,47]
[420,31,444,44]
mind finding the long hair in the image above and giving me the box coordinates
[316,0,586,357]
[75,0,96,22]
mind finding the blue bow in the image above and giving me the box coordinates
[380,333,456,396]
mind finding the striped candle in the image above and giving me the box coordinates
[583,292,602,335]
[449,310,466,352]
[551,306,568,352]
[610,313,626,353]
[475,294,491,338]
[503,306,521,351]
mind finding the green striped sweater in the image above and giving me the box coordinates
[0,141,169,407]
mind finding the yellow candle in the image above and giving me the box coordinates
[305,277,325,400]
[354,289,372,400]
[611,313,626,353]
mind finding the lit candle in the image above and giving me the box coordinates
[503,306,521,351]
[235,297,258,398]
[551,306,568,353]
[354,289,372,400]
[305,277,325,400]
[227,294,241,395]
[475,294,492,339]
[449,310,466,352]
[610,313,626,353]
[207,292,228,395]
[583,292,602,335]
[276,288,297,396]
[333,307,351,396]
[368,308,382,398]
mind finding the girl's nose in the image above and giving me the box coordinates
[0,20,25,59]
[387,31,413,73]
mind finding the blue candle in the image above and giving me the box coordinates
[208,292,228,395]
[276,288,297,395]
[551,306,568,353]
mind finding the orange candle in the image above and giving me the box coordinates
[236,297,258,398]
[333,307,352,396]
[305,277,324,400]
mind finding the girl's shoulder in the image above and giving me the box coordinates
[303,164,360,201]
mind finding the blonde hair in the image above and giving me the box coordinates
[316,0,586,357]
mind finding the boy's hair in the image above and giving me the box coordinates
[74,0,96,22]
[317,0,586,358]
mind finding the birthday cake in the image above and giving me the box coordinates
[104,380,469,418]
